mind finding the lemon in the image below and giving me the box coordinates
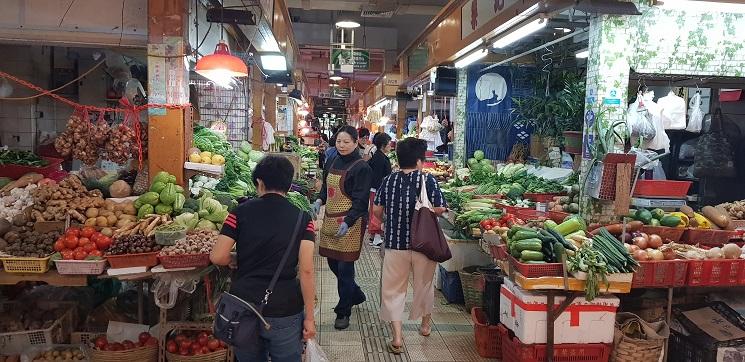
[189,153,202,163]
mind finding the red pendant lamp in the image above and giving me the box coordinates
[195,41,248,85]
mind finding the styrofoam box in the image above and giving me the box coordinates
[499,278,619,344]
[439,236,492,272]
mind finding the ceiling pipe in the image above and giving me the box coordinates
[284,0,442,15]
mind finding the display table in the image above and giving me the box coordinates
[0,270,87,286]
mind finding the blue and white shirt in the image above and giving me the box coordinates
[374,170,446,250]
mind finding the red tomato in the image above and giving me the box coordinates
[196,335,208,346]
[78,237,91,246]
[94,336,108,349]
[95,235,112,251]
[89,250,103,257]
[479,220,489,228]
[166,340,178,353]
[483,224,493,231]
[65,227,80,238]
[201,346,211,354]
[121,340,135,350]
[138,332,152,344]
[179,349,190,356]
[63,236,79,249]
[90,232,101,243]
[83,242,97,253]
[61,250,75,260]
[109,343,123,351]
[206,338,220,351]
[81,226,96,238]
[174,334,186,343]
[54,239,66,252]
[180,340,192,352]
[145,337,158,347]
[197,331,209,339]
[74,250,88,260]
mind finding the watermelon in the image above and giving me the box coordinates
[467,158,479,167]
[473,150,485,161]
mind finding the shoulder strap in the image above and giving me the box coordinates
[261,211,305,307]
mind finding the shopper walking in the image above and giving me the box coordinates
[210,155,316,362]
[311,125,372,330]
[358,127,374,160]
[373,137,447,354]
[367,132,393,248]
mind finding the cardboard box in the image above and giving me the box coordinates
[499,279,619,344]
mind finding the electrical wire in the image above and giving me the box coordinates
[58,0,77,27]
[0,59,106,100]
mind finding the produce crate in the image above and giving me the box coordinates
[54,259,108,275]
[683,229,741,246]
[21,344,88,361]
[71,331,105,344]
[105,252,159,269]
[508,255,564,278]
[158,253,210,269]
[670,302,745,362]
[0,255,52,273]
[472,308,501,359]
[490,244,508,261]
[438,265,464,304]
[516,209,549,221]
[499,324,612,362]
[524,193,566,203]
[494,203,518,214]
[641,226,685,241]
[633,180,692,198]
[0,301,77,354]
[0,156,64,179]
[166,349,228,362]
[686,258,745,286]
[632,260,688,288]
[548,211,571,224]
[87,344,158,362]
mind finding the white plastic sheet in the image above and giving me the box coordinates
[304,339,330,362]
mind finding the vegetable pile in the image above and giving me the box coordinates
[0,149,49,167]
[188,150,226,166]
[718,200,745,221]
[30,175,105,222]
[194,126,255,198]
[29,346,86,361]
[50,226,112,261]
[112,214,172,238]
[0,223,61,258]
[91,332,158,351]
[165,330,226,356]
[107,234,161,255]
[548,185,581,213]
[287,191,312,212]
[159,230,218,256]
[82,199,138,230]
[133,171,185,218]
[54,114,146,165]
[0,184,36,222]
[506,220,579,264]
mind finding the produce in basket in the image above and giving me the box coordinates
[28,346,86,361]
[30,175,105,222]
[82,199,138,229]
[107,234,161,255]
[0,302,69,332]
[90,332,158,351]
[165,330,226,356]
[0,183,36,222]
[0,223,61,258]
[159,229,218,256]
[47,226,111,261]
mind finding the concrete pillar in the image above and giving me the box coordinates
[251,65,265,150]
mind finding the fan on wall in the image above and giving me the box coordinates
[102,50,147,106]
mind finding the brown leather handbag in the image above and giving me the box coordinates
[410,174,452,263]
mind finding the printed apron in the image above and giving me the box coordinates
[319,160,365,262]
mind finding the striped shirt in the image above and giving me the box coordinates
[374,170,446,250]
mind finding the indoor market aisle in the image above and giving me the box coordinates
[314,242,497,362]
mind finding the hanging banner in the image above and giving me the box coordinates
[331,49,370,71]
[462,0,521,39]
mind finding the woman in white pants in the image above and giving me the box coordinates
[372,137,447,354]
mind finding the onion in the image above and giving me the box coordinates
[648,234,663,249]
[629,244,640,252]
[620,232,633,243]
[722,243,742,259]
[633,250,649,261]
[648,249,664,261]
[706,247,724,259]
[663,248,677,260]
[633,236,648,250]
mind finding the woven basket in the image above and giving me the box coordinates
[611,312,669,362]
[166,349,227,362]
[88,345,158,362]
[459,266,484,313]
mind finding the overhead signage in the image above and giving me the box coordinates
[331,49,370,71]
[331,87,352,99]
[462,0,521,39]
[318,97,346,108]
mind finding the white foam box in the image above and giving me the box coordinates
[499,278,619,344]
[439,234,492,272]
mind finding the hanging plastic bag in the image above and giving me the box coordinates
[659,91,687,130]
[642,93,670,152]
[304,339,330,362]
[686,92,704,133]
[694,109,736,177]
[626,94,657,140]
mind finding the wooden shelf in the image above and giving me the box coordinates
[0,270,87,286]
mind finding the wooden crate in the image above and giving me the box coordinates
[268,152,301,178]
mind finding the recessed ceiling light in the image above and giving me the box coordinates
[329,75,343,81]
[335,20,360,29]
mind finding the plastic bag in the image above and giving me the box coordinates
[304,339,330,362]
[627,94,657,140]
[658,91,687,130]
[694,109,736,177]
[686,92,704,133]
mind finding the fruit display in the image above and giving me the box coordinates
[29,175,105,222]
[159,229,218,256]
[82,199,138,229]
[0,222,61,258]
[28,346,86,361]
[91,332,158,351]
[188,149,226,166]
[49,226,111,261]
[549,185,581,213]
[424,161,453,182]
[165,330,226,356]
[107,234,161,255]
[133,171,185,218]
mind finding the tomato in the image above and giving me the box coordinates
[78,237,91,246]
[109,342,123,351]
[121,340,135,350]
[180,340,192,352]
[95,235,112,251]
[201,346,211,354]
[90,232,101,243]
[83,242,97,253]
[89,250,103,257]
[145,337,158,347]
[94,336,108,349]
[179,349,190,356]
[174,334,186,343]
[74,250,88,260]
[65,227,80,238]
[139,332,152,344]
[483,224,493,231]
[63,236,79,249]
[206,338,220,351]
[197,331,209,340]
[166,340,178,353]
[197,335,208,346]
[81,226,96,238]
[54,239,66,252]
[61,250,75,260]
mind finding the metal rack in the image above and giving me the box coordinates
[191,77,251,148]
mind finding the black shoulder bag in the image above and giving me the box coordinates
[213,211,304,350]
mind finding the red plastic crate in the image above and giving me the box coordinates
[490,244,508,261]
[683,229,740,246]
[0,157,63,179]
[641,226,685,242]
[508,255,564,278]
[686,259,745,286]
[633,180,692,198]
[516,209,550,221]
[494,203,517,214]
[105,252,159,269]
[499,324,612,362]
[472,307,502,359]
[548,211,571,224]
[524,192,566,203]
[632,260,688,288]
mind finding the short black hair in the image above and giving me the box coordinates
[372,132,391,150]
[358,128,370,139]
[336,125,359,142]
[396,137,427,168]
[252,155,294,192]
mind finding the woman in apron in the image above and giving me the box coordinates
[311,125,372,330]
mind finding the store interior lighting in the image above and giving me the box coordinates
[329,75,343,81]
[454,39,484,59]
[489,4,540,38]
[454,48,488,68]
[575,49,590,59]
[335,20,361,28]
[657,0,745,13]
[195,41,248,89]
[260,53,287,71]
[493,18,547,48]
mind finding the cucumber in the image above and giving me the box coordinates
[554,242,566,262]
[520,250,545,262]
[513,239,543,252]
[512,230,540,241]
[508,226,533,239]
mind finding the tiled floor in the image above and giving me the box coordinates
[314,241,498,361]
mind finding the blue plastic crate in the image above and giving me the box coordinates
[439,265,464,304]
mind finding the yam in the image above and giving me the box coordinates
[96,216,108,227]
[703,206,731,229]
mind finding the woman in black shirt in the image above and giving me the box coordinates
[211,155,316,362]
[367,132,392,248]
[311,125,372,330]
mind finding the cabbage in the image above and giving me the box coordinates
[473,150,485,161]
[248,150,264,162]
[159,183,178,206]
[153,171,176,185]
[173,193,186,212]
[174,212,199,231]
[196,219,217,231]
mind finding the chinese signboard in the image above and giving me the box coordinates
[331,49,370,71]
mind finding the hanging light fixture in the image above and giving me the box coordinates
[195,41,248,89]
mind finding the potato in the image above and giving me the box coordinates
[119,215,137,222]
[106,214,118,226]
[114,203,125,212]
[85,208,99,218]
[101,227,114,236]
[123,203,137,215]
[99,210,113,218]
[114,210,123,218]
[85,218,97,227]
[96,216,108,227]
[116,219,133,228]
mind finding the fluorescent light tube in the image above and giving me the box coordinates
[492,19,547,48]
[490,4,540,37]
[454,49,488,68]
[575,49,589,59]
[455,39,484,59]
[260,54,287,71]
[336,20,361,28]
[658,0,745,13]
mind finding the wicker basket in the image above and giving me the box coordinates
[159,254,211,269]
[105,252,159,268]
[166,349,227,362]
[459,266,485,313]
[88,344,158,362]
[611,312,669,362]
[54,259,108,275]
[0,255,51,273]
